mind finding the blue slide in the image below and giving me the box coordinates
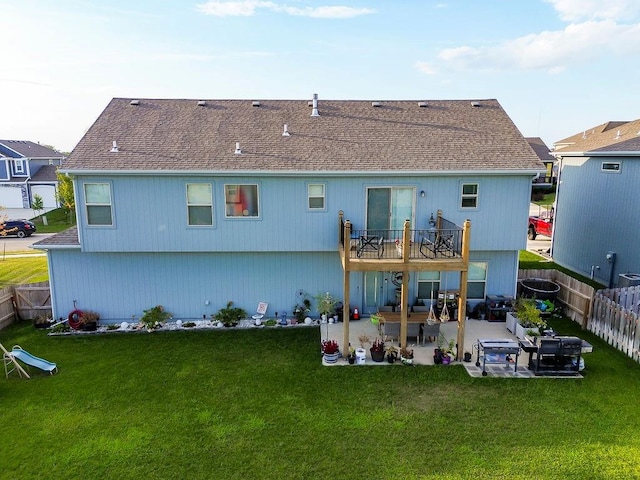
[10,347,57,375]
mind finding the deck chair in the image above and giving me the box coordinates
[252,302,268,323]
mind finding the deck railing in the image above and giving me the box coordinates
[339,213,463,261]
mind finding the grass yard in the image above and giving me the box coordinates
[0,256,48,285]
[2,320,640,479]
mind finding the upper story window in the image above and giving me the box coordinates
[84,183,113,226]
[601,162,621,173]
[12,159,26,176]
[225,184,259,217]
[460,183,478,209]
[186,183,213,226]
[307,183,325,210]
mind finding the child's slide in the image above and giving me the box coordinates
[9,346,57,375]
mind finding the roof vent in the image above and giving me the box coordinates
[371,101,381,107]
[282,124,290,137]
[418,102,428,108]
[308,101,313,107]
[197,100,206,106]
[615,130,621,139]
[310,93,320,117]
[471,101,480,107]
[234,142,242,154]
[582,131,587,139]
[110,141,119,153]
[130,99,140,106]
[252,101,261,107]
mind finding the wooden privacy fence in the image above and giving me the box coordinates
[0,282,52,330]
[590,286,640,362]
[518,269,595,326]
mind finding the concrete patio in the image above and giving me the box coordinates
[321,316,517,366]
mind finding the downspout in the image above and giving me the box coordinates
[550,155,562,257]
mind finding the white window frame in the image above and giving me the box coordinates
[460,183,479,209]
[13,159,26,176]
[417,271,440,304]
[224,184,260,218]
[84,182,113,226]
[307,183,326,211]
[186,183,213,226]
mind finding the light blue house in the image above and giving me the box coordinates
[552,120,640,287]
[34,96,542,345]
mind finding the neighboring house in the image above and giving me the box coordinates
[33,97,543,335]
[0,140,65,209]
[552,120,640,287]
[526,137,556,186]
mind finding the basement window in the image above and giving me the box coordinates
[601,162,621,173]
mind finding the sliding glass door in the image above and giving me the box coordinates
[366,187,414,239]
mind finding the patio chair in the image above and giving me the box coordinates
[252,302,268,323]
[383,321,400,342]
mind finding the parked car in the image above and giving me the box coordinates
[528,209,553,240]
[0,219,37,238]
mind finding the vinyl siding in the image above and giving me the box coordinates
[553,156,640,284]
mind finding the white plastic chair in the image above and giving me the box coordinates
[252,302,268,323]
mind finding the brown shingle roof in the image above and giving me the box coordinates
[63,98,542,174]
[525,137,554,161]
[554,118,640,153]
[31,226,80,248]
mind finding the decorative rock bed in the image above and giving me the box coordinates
[47,318,320,336]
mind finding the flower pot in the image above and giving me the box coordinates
[347,355,356,365]
[370,349,385,363]
[355,348,366,364]
[441,355,451,365]
[387,353,397,364]
[400,355,413,365]
[323,352,340,364]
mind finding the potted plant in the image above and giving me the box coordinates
[400,346,414,365]
[315,292,338,323]
[347,345,357,364]
[507,297,547,340]
[293,298,312,324]
[81,310,100,331]
[370,337,385,362]
[140,305,171,332]
[436,333,455,364]
[213,301,247,328]
[386,345,398,363]
[321,339,340,364]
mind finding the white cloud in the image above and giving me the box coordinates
[414,61,438,75]
[195,1,374,18]
[544,0,640,22]
[426,19,640,74]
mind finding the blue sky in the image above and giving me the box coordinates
[2,0,639,153]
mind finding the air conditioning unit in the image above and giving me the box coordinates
[618,273,640,288]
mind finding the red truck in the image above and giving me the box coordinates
[528,208,553,240]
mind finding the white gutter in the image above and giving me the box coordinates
[553,151,640,157]
[59,168,545,177]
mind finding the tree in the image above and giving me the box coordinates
[32,194,44,216]
[55,169,75,223]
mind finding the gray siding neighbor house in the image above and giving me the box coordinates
[0,140,65,208]
[33,96,543,347]
[552,120,640,287]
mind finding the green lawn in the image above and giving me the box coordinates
[0,256,48,285]
[1,320,640,479]
[30,207,76,234]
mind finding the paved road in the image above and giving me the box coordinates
[0,233,54,253]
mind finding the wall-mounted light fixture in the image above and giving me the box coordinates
[428,213,436,227]
[420,190,425,198]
